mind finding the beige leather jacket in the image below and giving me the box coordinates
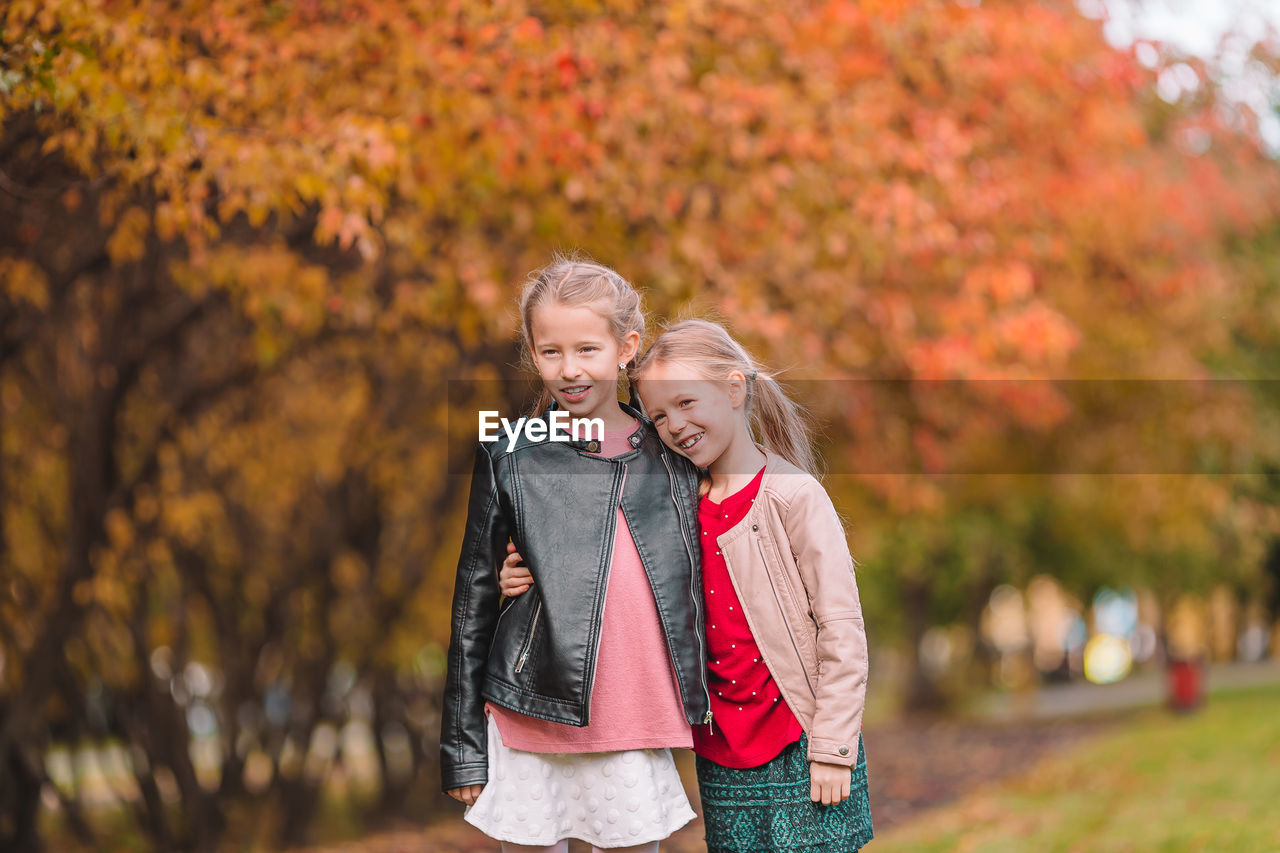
[716,450,869,767]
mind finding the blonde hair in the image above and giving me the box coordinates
[519,255,645,414]
[633,319,819,475]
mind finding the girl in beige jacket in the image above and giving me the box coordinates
[502,319,873,852]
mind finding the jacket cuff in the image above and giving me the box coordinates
[441,761,489,792]
[806,733,861,768]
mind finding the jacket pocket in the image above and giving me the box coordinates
[757,537,817,696]
[768,535,822,650]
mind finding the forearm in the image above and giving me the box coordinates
[785,481,869,767]
[440,446,507,789]
[807,615,868,766]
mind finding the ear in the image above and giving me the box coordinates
[725,370,747,409]
[619,330,641,367]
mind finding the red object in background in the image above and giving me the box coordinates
[1167,658,1206,712]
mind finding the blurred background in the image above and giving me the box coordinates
[2,0,1279,850]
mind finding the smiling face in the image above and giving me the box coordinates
[529,300,640,425]
[637,360,748,469]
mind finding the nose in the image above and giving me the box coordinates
[560,354,584,379]
[667,410,687,434]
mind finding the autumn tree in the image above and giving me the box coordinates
[2,0,1278,846]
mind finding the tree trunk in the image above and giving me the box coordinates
[0,741,42,853]
[966,566,1000,687]
[899,573,948,713]
[0,388,114,845]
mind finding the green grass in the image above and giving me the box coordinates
[873,684,1280,853]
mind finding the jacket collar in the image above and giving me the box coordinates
[760,447,808,482]
[713,448,811,545]
[545,399,649,452]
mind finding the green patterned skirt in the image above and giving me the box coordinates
[695,734,873,853]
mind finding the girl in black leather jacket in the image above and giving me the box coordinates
[441,258,710,852]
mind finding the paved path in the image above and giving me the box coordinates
[973,660,1280,721]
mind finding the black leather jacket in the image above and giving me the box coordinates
[440,402,711,791]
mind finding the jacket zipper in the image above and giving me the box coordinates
[582,461,625,725]
[662,452,714,731]
[757,537,817,697]
[514,600,542,673]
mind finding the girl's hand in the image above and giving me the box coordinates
[809,760,851,805]
[447,784,484,805]
[499,542,533,596]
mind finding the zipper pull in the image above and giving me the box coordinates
[515,602,541,673]
[704,710,715,735]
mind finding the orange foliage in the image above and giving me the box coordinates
[2,0,1279,841]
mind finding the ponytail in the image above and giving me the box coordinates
[750,370,820,476]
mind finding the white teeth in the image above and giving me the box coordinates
[679,432,703,450]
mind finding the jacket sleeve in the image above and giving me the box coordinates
[440,443,510,790]
[783,480,869,768]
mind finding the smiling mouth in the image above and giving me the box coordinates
[677,432,704,451]
[561,385,591,402]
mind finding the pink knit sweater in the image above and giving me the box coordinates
[488,421,694,753]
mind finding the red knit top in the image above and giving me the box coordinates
[692,466,804,768]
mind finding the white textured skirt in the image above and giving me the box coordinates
[464,715,696,848]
